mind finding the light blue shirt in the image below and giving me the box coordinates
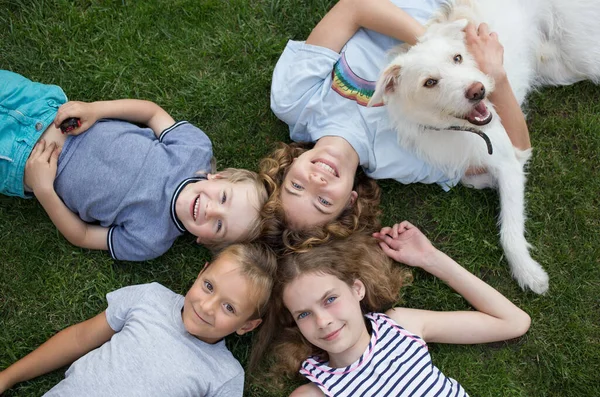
[270,0,459,190]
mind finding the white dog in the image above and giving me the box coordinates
[370,0,600,294]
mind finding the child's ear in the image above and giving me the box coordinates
[352,279,366,301]
[207,172,229,180]
[236,318,262,335]
[346,191,358,208]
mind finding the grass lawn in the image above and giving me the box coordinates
[1,1,598,396]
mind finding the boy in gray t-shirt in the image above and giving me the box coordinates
[1,70,268,261]
[0,243,277,396]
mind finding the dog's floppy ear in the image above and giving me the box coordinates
[369,64,401,107]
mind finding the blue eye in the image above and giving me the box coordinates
[291,182,303,190]
[297,312,309,320]
[224,303,235,314]
[325,296,336,304]
[318,197,331,206]
[221,192,227,204]
[204,280,213,292]
[216,220,222,233]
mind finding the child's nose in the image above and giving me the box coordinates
[205,201,222,219]
[309,172,327,186]
[315,311,332,328]
[200,296,216,314]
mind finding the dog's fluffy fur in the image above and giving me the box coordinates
[371,0,600,294]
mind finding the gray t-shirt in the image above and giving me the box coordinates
[44,283,244,397]
[54,120,213,261]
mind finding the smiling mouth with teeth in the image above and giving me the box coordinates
[313,160,339,177]
[193,196,200,221]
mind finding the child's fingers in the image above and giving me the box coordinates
[378,241,399,260]
[477,22,490,37]
[51,146,62,163]
[54,101,80,127]
[30,139,45,157]
[398,220,415,232]
[392,223,400,238]
[464,23,477,41]
[378,226,393,236]
[40,142,57,162]
[375,233,398,249]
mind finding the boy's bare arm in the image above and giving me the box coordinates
[306,0,425,53]
[0,312,115,393]
[25,140,109,251]
[54,99,176,139]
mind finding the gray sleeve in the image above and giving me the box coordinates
[158,121,213,152]
[105,284,152,332]
[108,225,166,262]
[212,371,244,397]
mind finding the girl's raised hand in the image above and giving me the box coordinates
[373,221,437,268]
[53,101,99,135]
[465,22,506,83]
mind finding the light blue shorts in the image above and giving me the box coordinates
[0,70,67,198]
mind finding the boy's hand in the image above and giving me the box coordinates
[24,140,60,194]
[373,221,437,268]
[465,23,506,83]
[54,101,98,135]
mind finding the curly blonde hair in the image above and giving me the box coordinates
[248,232,412,389]
[259,142,382,253]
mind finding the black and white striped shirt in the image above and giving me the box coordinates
[300,312,468,397]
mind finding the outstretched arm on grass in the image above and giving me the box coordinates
[0,312,114,393]
[53,99,176,139]
[373,221,531,344]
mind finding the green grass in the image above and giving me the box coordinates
[1,1,599,396]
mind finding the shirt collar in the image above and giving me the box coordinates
[170,176,207,233]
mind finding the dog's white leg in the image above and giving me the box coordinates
[494,161,549,294]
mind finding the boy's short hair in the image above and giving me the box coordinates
[211,242,278,320]
[202,168,269,250]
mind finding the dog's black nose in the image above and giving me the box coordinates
[466,82,486,101]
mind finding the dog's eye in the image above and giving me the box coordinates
[454,54,463,64]
[424,78,438,87]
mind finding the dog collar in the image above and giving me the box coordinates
[422,125,494,155]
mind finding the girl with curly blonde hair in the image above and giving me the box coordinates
[249,222,531,396]
[262,0,531,250]
[259,142,381,252]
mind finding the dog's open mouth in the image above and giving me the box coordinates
[465,101,492,126]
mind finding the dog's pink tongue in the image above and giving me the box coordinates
[467,102,492,126]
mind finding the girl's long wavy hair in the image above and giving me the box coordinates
[248,232,412,390]
[259,142,382,253]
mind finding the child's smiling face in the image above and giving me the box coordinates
[283,272,371,367]
[175,176,260,244]
[182,253,262,344]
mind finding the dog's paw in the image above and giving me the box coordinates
[513,259,549,294]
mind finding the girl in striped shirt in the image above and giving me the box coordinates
[250,222,530,396]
